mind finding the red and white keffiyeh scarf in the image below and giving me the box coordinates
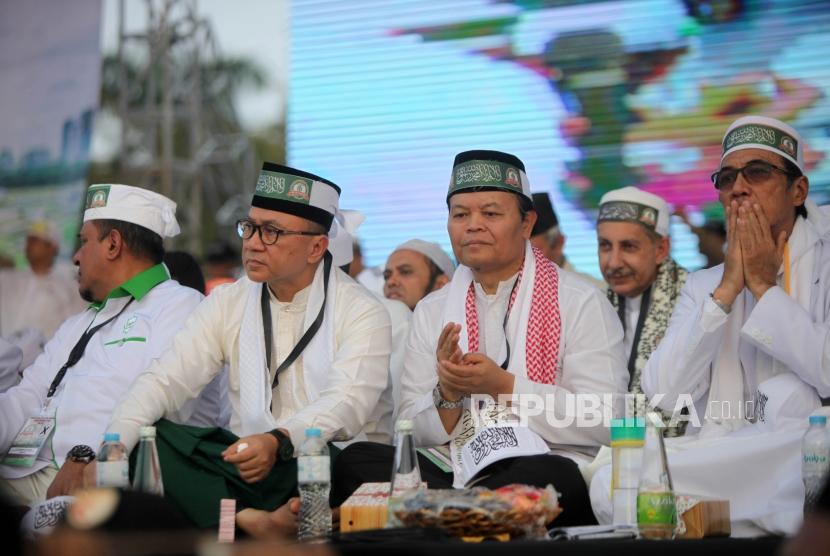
[461,244,561,384]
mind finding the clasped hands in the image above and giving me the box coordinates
[715,196,789,305]
[435,323,514,404]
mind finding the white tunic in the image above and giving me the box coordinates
[0,269,202,480]
[398,266,628,463]
[642,210,830,429]
[0,264,87,368]
[107,269,392,451]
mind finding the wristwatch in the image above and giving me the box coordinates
[267,429,295,462]
[66,445,96,464]
[433,383,464,410]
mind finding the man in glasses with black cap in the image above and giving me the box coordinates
[100,163,392,535]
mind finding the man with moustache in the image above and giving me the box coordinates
[383,239,455,310]
[0,185,201,506]
[597,186,688,435]
[100,163,392,535]
[590,116,830,534]
[333,150,627,526]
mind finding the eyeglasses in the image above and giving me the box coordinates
[236,219,322,245]
[710,161,795,190]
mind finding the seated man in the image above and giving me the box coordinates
[596,186,688,435]
[0,185,202,506]
[99,163,392,533]
[531,191,604,288]
[0,220,86,369]
[333,150,628,526]
[379,239,455,434]
[383,239,455,311]
[591,116,830,534]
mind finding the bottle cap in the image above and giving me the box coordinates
[305,428,322,438]
[610,417,645,443]
[395,419,414,432]
[103,433,120,442]
[139,426,156,438]
[809,415,827,426]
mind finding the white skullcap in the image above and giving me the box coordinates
[722,115,804,173]
[26,220,60,246]
[598,186,670,237]
[392,239,456,277]
[83,184,180,238]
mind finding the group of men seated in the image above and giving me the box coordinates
[1,115,827,538]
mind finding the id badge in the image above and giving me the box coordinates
[3,417,56,467]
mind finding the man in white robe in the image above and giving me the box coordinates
[333,150,628,526]
[590,115,830,535]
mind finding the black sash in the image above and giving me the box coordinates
[262,252,332,388]
[47,297,135,398]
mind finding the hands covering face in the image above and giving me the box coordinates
[719,196,788,303]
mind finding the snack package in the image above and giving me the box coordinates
[393,484,561,540]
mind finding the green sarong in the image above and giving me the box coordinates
[130,419,322,529]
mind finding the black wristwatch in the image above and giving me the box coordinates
[267,429,294,462]
[66,445,96,464]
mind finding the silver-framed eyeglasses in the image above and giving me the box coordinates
[236,219,322,245]
[710,161,796,190]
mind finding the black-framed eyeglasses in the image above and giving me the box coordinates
[710,161,795,190]
[236,219,322,245]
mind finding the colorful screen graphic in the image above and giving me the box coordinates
[289,0,830,277]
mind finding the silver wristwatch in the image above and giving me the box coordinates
[433,383,464,409]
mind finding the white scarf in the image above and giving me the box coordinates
[237,261,338,436]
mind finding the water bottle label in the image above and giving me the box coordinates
[637,491,676,528]
[298,455,330,482]
[803,453,829,464]
[97,461,129,487]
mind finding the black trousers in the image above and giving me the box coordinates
[331,441,597,527]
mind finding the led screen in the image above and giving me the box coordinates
[289,0,830,278]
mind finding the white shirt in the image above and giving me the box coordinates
[0,337,23,393]
[0,264,87,368]
[622,293,643,358]
[643,212,830,429]
[398,268,628,462]
[0,271,203,479]
[108,268,392,451]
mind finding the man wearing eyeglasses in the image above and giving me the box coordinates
[588,117,830,533]
[643,115,830,434]
[100,163,392,535]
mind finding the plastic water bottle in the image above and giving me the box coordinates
[132,426,164,496]
[387,419,422,527]
[96,432,129,487]
[636,412,676,539]
[611,417,645,526]
[802,415,830,510]
[297,428,331,542]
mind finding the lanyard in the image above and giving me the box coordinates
[617,286,652,386]
[499,276,521,370]
[262,252,332,388]
[46,297,135,398]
